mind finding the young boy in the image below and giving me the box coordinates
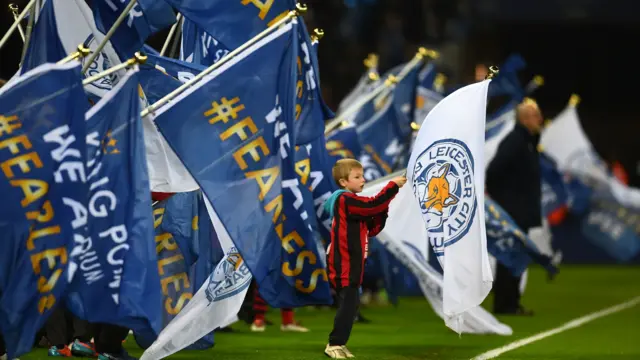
[323,159,406,358]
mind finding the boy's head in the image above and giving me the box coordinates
[333,159,365,193]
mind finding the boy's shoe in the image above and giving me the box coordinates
[280,322,309,332]
[0,353,20,360]
[340,346,355,358]
[324,345,351,359]
[48,346,72,357]
[98,349,137,360]
[71,339,97,357]
[250,319,266,332]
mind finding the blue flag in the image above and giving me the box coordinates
[485,198,556,276]
[580,190,640,262]
[388,63,420,136]
[292,23,333,145]
[64,69,161,335]
[356,97,403,179]
[20,0,66,72]
[138,65,183,105]
[325,124,362,163]
[294,137,338,247]
[0,62,88,358]
[145,53,206,83]
[164,0,296,50]
[152,20,331,307]
[135,191,219,350]
[92,0,176,59]
[180,18,230,66]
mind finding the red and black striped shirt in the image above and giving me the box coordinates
[327,181,399,288]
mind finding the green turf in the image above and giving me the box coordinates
[21,265,640,360]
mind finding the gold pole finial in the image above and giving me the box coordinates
[134,52,148,65]
[364,53,378,69]
[533,75,544,86]
[294,3,308,15]
[77,45,91,58]
[410,122,420,131]
[384,75,398,86]
[417,47,439,60]
[8,4,19,14]
[368,72,379,81]
[310,28,324,42]
[569,94,581,107]
[485,66,499,80]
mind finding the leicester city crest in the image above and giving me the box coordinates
[412,139,477,253]
[81,35,117,91]
[205,247,251,304]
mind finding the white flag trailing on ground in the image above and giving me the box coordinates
[541,100,640,208]
[361,181,512,335]
[406,79,493,333]
[140,198,252,360]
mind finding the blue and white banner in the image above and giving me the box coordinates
[0,62,88,358]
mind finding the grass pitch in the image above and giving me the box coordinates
[22,266,640,359]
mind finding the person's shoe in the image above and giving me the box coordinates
[515,306,534,316]
[354,312,371,324]
[280,322,309,332]
[495,306,534,316]
[97,349,137,360]
[71,339,97,357]
[324,344,348,359]
[48,346,72,357]
[340,346,355,358]
[0,353,20,360]
[250,319,266,332]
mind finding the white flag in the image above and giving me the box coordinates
[484,109,516,169]
[541,103,640,208]
[406,80,493,333]
[361,181,512,335]
[140,198,252,360]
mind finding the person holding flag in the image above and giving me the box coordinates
[323,159,406,358]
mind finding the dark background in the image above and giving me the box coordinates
[1,0,639,184]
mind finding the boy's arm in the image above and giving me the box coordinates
[343,181,399,218]
[366,212,388,237]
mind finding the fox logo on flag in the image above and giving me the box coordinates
[407,77,493,334]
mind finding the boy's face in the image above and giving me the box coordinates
[339,167,365,193]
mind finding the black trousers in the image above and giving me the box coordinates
[328,286,359,346]
[45,306,93,348]
[493,262,522,313]
[94,323,129,354]
[0,331,5,355]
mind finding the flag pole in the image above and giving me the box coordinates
[82,52,147,85]
[57,44,91,65]
[168,16,183,58]
[324,47,437,135]
[0,0,36,51]
[140,6,306,118]
[82,0,138,73]
[8,4,25,42]
[160,13,182,56]
[19,0,38,64]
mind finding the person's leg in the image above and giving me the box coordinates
[251,286,268,332]
[493,262,523,314]
[69,315,96,357]
[280,308,309,332]
[325,286,359,358]
[45,306,72,357]
[94,323,132,359]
